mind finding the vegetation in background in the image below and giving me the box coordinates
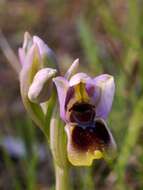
[0,0,143,189]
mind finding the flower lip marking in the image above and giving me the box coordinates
[69,102,95,124]
[71,120,110,152]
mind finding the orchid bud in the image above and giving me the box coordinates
[19,32,58,71]
[18,32,58,128]
[19,32,58,101]
[28,68,57,103]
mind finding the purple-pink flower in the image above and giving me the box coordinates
[18,32,116,166]
[53,70,116,166]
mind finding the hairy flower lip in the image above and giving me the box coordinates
[72,119,112,151]
[67,118,116,150]
[65,118,116,166]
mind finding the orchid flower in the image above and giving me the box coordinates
[53,72,116,166]
[18,32,116,190]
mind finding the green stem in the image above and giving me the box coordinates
[50,103,71,190]
[55,164,70,190]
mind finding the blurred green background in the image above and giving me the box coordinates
[0,0,143,189]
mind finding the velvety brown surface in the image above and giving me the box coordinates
[72,120,110,152]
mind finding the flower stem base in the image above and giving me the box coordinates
[55,164,70,190]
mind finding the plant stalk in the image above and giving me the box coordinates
[55,164,70,190]
[50,102,71,190]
